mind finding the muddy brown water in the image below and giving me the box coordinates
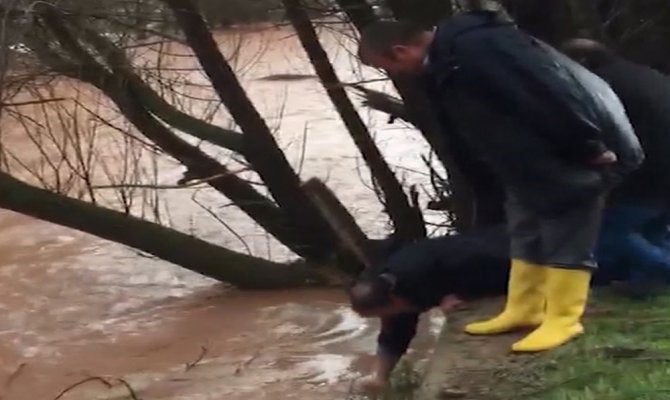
[0,26,449,399]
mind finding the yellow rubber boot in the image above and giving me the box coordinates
[465,260,546,335]
[512,267,591,353]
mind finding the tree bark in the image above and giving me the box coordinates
[0,171,329,289]
[283,0,425,241]
[303,178,372,272]
[162,0,342,261]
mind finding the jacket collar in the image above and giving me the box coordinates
[428,10,514,68]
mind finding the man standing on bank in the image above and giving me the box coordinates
[358,10,643,352]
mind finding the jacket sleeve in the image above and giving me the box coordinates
[377,313,420,358]
[444,119,504,196]
[425,81,506,206]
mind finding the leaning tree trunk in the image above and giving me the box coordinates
[303,178,373,272]
[30,3,351,263]
[28,7,336,263]
[0,172,329,289]
[283,0,426,241]
[162,0,344,260]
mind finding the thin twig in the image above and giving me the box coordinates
[53,377,113,400]
[115,378,140,400]
[234,351,261,376]
[192,191,253,255]
[296,122,309,176]
[91,168,251,190]
[185,346,209,371]
[1,97,66,107]
[53,376,141,400]
[4,363,27,388]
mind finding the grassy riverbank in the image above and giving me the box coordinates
[378,291,670,400]
[506,292,670,400]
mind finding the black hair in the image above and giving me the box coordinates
[358,20,428,61]
[347,274,395,312]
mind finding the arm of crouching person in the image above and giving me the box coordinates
[356,313,419,395]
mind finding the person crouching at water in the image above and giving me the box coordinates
[348,223,667,395]
[348,228,509,395]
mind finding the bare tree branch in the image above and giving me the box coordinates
[162,0,345,261]
[27,4,331,260]
[283,0,425,240]
[92,167,251,189]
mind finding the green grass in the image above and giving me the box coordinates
[499,292,670,400]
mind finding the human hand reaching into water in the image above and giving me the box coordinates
[440,295,464,315]
[354,374,388,396]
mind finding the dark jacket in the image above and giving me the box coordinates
[371,227,509,358]
[424,11,643,216]
[591,58,670,205]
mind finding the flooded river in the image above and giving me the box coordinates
[0,26,444,399]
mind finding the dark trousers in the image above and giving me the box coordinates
[642,212,670,250]
[506,191,605,269]
[596,203,670,283]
